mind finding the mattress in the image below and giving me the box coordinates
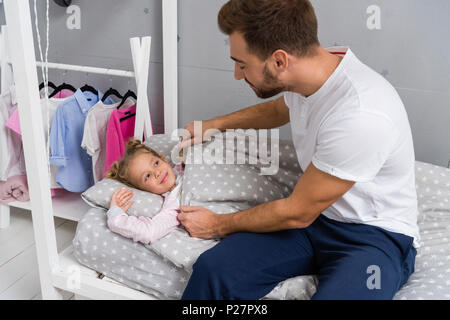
[73,160,450,299]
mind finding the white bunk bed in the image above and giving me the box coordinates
[1,0,178,299]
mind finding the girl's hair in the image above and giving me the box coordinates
[104,139,165,188]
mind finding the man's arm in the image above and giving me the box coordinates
[178,163,355,238]
[180,96,289,148]
[213,96,290,131]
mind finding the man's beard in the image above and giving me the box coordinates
[246,64,288,99]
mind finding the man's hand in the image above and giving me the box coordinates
[110,188,134,212]
[179,119,221,150]
[178,205,221,239]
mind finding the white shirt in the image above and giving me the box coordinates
[284,47,420,248]
[41,96,71,189]
[81,98,135,183]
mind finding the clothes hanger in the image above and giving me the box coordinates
[101,87,123,103]
[39,81,57,91]
[119,111,136,122]
[117,89,137,109]
[80,83,99,96]
[48,82,77,98]
[118,90,137,121]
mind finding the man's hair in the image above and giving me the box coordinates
[218,0,320,60]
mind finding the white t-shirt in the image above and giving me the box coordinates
[41,96,71,189]
[81,98,135,183]
[284,47,420,248]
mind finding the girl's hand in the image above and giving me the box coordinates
[110,188,134,212]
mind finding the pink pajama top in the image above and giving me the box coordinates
[106,164,184,245]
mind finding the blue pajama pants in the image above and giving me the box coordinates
[181,214,416,300]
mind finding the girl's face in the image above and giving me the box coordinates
[127,152,176,194]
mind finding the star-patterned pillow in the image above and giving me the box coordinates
[181,132,303,207]
[81,178,165,218]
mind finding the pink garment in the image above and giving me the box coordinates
[106,164,184,244]
[103,104,137,175]
[5,89,74,136]
[0,87,26,180]
[4,89,74,197]
[0,175,30,203]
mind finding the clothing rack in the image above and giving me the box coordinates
[1,0,178,299]
[0,30,153,226]
[35,62,136,78]
[0,35,153,228]
[0,30,152,223]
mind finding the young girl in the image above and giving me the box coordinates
[104,139,184,245]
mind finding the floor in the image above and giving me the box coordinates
[0,207,77,300]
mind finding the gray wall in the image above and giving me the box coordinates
[3,0,165,133]
[1,0,449,167]
[311,0,450,168]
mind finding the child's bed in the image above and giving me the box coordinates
[73,134,450,300]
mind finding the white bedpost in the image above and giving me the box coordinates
[1,25,14,94]
[0,26,12,229]
[0,204,10,229]
[162,0,178,135]
[4,0,62,299]
[1,26,12,229]
[131,37,153,141]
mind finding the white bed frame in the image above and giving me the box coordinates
[0,0,178,299]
